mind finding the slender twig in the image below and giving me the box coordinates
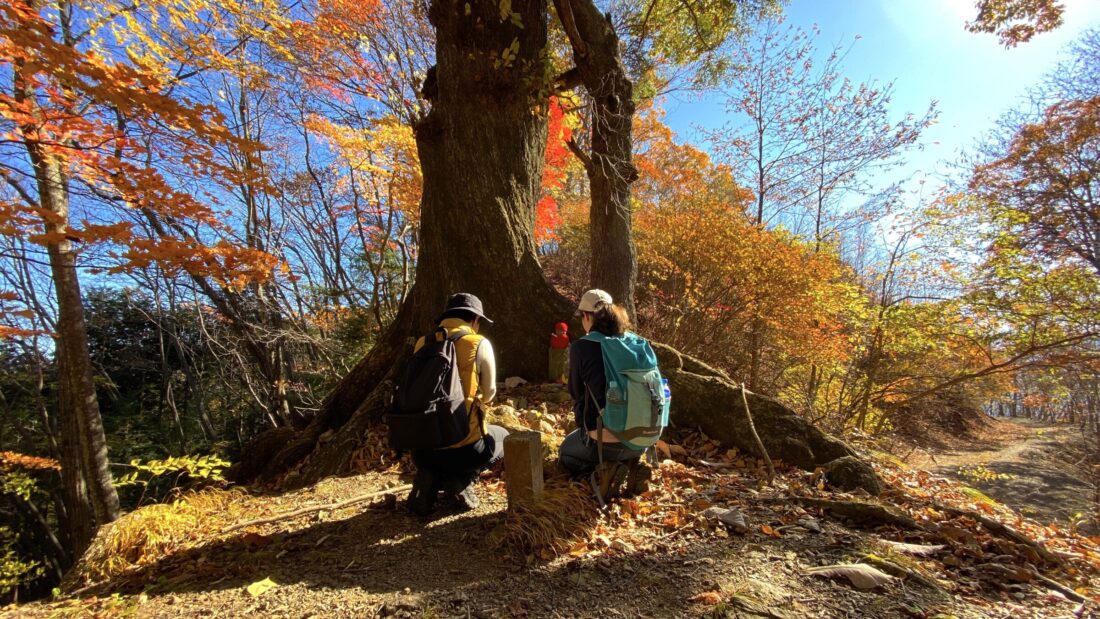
[740,383,775,485]
[221,484,412,534]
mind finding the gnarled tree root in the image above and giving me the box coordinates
[931,502,1062,565]
[653,343,883,494]
[762,496,921,530]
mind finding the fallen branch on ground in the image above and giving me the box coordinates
[931,502,1061,565]
[221,484,412,534]
[1033,572,1090,604]
[741,383,775,485]
[977,562,1088,605]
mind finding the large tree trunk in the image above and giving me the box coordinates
[554,0,638,319]
[234,0,879,492]
[234,0,574,485]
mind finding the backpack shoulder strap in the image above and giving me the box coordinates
[580,331,606,344]
[446,325,479,342]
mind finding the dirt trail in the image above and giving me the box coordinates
[906,418,1097,533]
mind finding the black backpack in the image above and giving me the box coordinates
[386,328,473,450]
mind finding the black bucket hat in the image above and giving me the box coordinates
[436,292,494,325]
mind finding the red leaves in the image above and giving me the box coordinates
[535,97,574,243]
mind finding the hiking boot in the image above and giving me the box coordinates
[440,475,480,511]
[623,459,653,497]
[406,468,438,517]
[591,461,629,504]
[454,483,480,511]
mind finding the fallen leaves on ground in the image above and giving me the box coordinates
[47,389,1100,616]
[687,591,724,605]
[246,577,278,597]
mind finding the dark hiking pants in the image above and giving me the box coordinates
[558,428,641,475]
[412,424,509,487]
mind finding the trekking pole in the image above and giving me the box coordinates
[740,382,775,485]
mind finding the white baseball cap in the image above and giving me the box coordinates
[577,289,613,313]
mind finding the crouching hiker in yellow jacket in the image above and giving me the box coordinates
[404,293,509,517]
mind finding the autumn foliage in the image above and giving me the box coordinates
[632,113,854,378]
[535,96,576,243]
[969,96,1100,275]
[0,0,281,289]
[967,0,1065,46]
[547,109,856,396]
[1,0,1099,605]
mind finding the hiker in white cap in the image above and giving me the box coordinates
[560,289,659,499]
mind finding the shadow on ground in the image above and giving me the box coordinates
[931,420,1098,535]
[71,485,972,618]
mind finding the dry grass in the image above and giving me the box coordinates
[489,476,600,557]
[71,489,253,586]
[72,389,586,587]
[482,395,596,558]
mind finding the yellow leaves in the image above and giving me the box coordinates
[497,37,521,68]
[246,577,278,597]
[497,0,524,27]
[305,115,421,220]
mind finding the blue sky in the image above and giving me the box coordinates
[663,0,1100,185]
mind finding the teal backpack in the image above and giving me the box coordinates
[580,331,670,451]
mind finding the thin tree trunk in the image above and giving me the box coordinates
[29,147,119,551]
[14,18,119,551]
[554,0,638,319]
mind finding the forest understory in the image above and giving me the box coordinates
[7,383,1097,619]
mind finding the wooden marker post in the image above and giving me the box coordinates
[503,431,543,508]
